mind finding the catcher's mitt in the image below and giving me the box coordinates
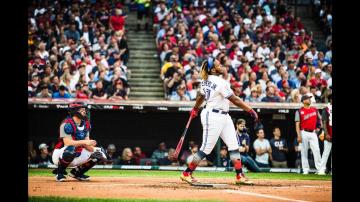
[91,147,113,164]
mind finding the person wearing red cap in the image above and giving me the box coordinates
[295,94,322,174]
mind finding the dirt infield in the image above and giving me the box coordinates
[29,176,331,202]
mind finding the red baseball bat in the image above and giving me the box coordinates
[174,115,193,159]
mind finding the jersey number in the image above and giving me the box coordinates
[203,88,211,100]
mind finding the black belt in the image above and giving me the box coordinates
[212,109,228,115]
[303,129,315,133]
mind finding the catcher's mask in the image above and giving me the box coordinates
[68,102,89,120]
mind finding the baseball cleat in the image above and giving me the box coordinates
[56,174,66,182]
[180,172,199,184]
[235,174,254,185]
[317,171,326,175]
[69,169,90,181]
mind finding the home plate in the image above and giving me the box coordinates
[191,183,228,188]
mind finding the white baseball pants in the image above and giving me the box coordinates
[319,140,332,173]
[52,147,106,167]
[199,108,239,155]
[300,130,322,172]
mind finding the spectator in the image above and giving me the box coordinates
[108,78,128,100]
[292,70,307,89]
[135,0,151,31]
[151,142,168,162]
[109,8,127,32]
[231,82,246,100]
[253,129,272,168]
[245,87,261,102]
[76,83,91,99]
[186,144,212,167]
[170,84,191,101]
[133,146,147,165]
[120,147,136,165]
[64,22,80,42]
[52,85,72,98]
[34,143,52,165]
[29,74,40,94]
[289,89,302,103]
[269,127,288,168]
[28,141,37,164]
[186,72,201,100]
[310,68,328,90]
[91,80,107,99]
[219,146,231,167]
[158,148,179,166]
[36,84,52,98]
[179,141,196,165]
[236,119,268,172]
[164,70,185,99]
[106,144,120,165]
[277,71,296,90]
[261,86,281,102]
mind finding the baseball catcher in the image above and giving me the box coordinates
[52,102,108,182]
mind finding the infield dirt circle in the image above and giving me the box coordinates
[29,176,331,202]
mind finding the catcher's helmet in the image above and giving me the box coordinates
[68,101,89,120]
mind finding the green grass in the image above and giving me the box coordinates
[28,169,331,181]
[29,196,220,202]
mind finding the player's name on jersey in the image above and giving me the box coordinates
[201,80,217,90]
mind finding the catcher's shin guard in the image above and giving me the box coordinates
[57,146,76,175]
[75,159,97,175]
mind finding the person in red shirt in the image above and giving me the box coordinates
[310,69,327,89]
[109,8,127,32]
[295,94,322,174]
[76,83,91,99]
[133,146,147,165]
[319,94,332,175]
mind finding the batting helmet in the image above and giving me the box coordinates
[68,101,89,120]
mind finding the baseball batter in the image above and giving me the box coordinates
[295,94,322,174]
[52,102,108,182]
[319,94,332,175]
[180,57,259,185]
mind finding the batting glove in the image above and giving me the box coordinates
[248,109,258,122]
[190,108,199,119]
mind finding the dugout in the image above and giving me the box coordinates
[28,99,327,168]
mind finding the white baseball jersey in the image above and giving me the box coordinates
[198,75,239,154]
[200,75,233,111]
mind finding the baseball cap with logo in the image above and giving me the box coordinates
[38,143,48,150]
[301,94,312,102]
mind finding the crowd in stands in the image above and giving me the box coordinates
[154,0,332,102]
[28,0,131,100]
[312,0,332,42]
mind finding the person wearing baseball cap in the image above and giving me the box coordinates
[301,94,312,102]
[34,143,52,165]
[295,92,322,174]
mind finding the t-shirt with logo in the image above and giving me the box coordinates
[269,138,288,162]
